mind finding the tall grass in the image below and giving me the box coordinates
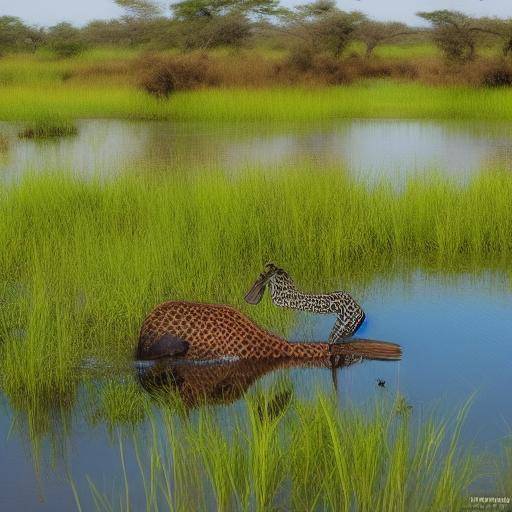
[2,81,512,122]
[1,167,511,403]
[75,392,478,512]
[18,114,78,139]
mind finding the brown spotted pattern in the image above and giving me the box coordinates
[137,301,401,362]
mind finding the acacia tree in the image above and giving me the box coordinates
[475,17,512,57]
[284,0,366,58]
[46,22,86,57]
[115,0,163,19]
[356,20,414,57]
[170,0,282,49]
[417,10,479,62]
[0,16,42,55]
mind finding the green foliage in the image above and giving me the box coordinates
[357,20,414,57]
[0,16,41,55]
[1,167,512,400]
[18,114,78,138]
[77,393,478,511]
[115,0,163,19]
[171,0,282,20]
[5,82,512,122]
[286,1,366,58]
[46,22,86,58]
[417,10,478,62]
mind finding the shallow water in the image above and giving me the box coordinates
[1,271,511,510]
[2,119,512,180]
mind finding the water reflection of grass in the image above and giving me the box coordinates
[1,168,512,402]
[74,391,477,512]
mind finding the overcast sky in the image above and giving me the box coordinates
[2,0,512,27]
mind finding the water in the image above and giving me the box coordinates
[1,271,512,510]
[2,119,512,180]
[2,117,512,508]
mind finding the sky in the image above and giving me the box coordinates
[1,0,512,27]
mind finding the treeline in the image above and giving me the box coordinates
[2,1,512,61]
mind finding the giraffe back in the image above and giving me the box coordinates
[138,301,294,360]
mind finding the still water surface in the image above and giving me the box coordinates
[1,271,511,510]
[2,119,512,180]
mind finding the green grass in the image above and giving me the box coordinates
[3,81,512,122]
[75,391,478,512]
[1,167,512,404]
[18,114,78,139]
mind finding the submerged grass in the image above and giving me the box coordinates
[2,81,512,122]
[76,391,478,512]
[1,167,511,403]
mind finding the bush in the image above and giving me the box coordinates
[136,53,219,97]
[480,61,512,87]
[287,44,315,72]
[311,54,353,84]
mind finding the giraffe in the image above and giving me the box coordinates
[137,300,400,362]
[245,263,366,343]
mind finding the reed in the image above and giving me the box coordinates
[18,114,78,139]
[1,167,512,401]
[75,391,478,511]
[2,81,512,122]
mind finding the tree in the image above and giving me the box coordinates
[170,0,281,49]
[115,0,163,19]
[357,20,414,57]
[0,16,41,55]
[284,0,366,58]
[46,22,85,57]
[417,10,479,62]
[171,0,282,20]
[475,17,512,57]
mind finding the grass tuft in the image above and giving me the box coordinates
[18,115,78,139]
[77,392,479,512]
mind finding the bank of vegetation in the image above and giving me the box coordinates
[1,168,512,404]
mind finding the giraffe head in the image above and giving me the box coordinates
[244,262,280,304]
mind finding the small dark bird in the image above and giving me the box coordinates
[376,379,386,388]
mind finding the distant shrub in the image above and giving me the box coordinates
[344,55,418,80]
[312,54,353,84]
[480,61,512,87]
[136,53,219,97]
[287,45,315,72]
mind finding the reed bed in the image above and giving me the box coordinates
[0,167,511,403]
[75,391,477,512]
[2,81,512,122]
[18,115,78,139]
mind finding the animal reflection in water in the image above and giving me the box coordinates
[245,263,366,344]
[137,300,401,407]
[138,350,400,408]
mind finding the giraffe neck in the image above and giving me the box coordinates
[269,272,300,304]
